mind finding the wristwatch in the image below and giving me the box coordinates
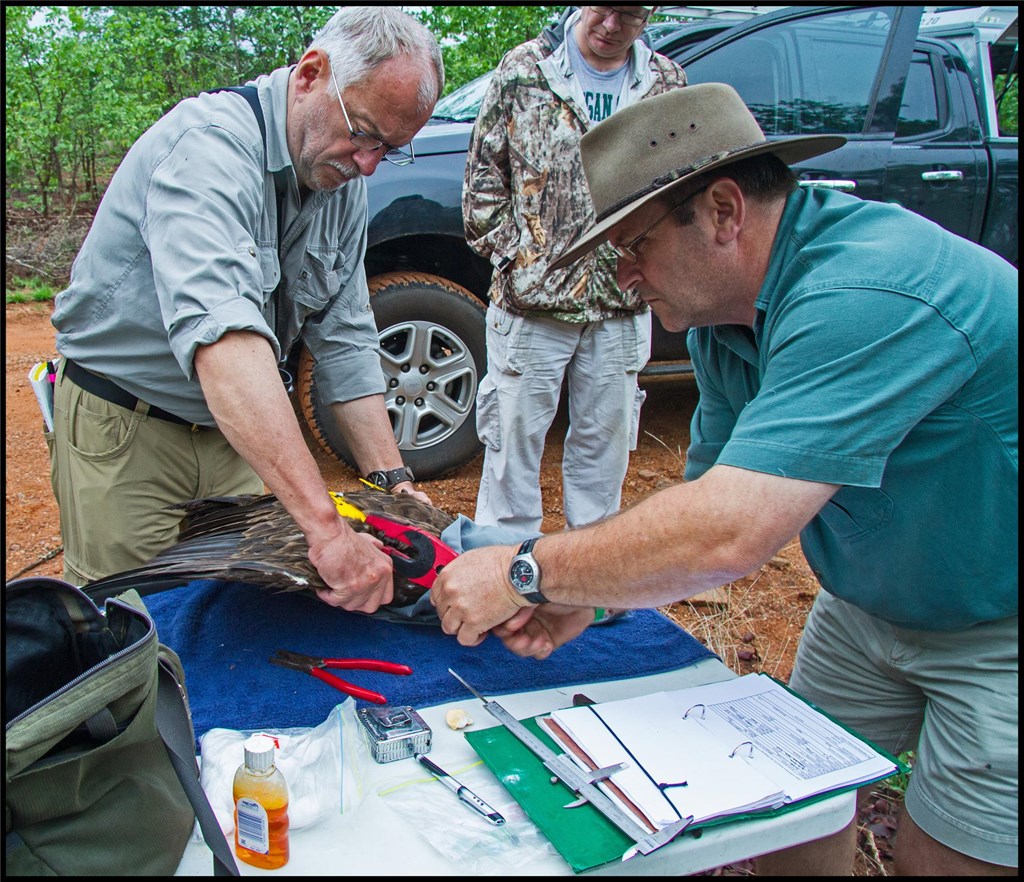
[364,466,415,491]
[509,538,549,604]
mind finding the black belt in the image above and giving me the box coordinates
[63,358,201,428]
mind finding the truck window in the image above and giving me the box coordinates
[896,51,941,137]
[991,44,1018,137]
[681,8,897,136]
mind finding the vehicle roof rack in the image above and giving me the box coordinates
[656,6,788,22]
[919,6,1017,39]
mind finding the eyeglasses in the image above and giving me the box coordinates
[610,185,709,264]
[589,6,651,28]
[329,66,415,167]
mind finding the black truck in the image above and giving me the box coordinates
[299,5,1018,479]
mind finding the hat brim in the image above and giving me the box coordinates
[549,133,846,270]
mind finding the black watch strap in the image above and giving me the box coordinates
[365,466,415,490]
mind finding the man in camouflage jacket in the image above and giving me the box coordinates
[463,6,686,532]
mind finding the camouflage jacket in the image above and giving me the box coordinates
[463,10,686,322]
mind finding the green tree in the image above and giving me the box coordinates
[411,6,564,94]
[5,5,337,215]
[994,74,1018,136]
[4,5,574,213]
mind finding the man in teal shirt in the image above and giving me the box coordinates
[683,185,1017,630]
[431,85,1017,875]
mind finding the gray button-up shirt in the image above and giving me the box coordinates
[53,65,383,426]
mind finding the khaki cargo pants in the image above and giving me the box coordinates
[49,360,263,584]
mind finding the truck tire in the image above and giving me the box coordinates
[298,271,487,480]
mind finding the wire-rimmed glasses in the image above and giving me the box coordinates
[610,185,709,263]
[329,66,415,167]
[589,6,651,28]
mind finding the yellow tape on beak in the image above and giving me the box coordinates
[329,492,367,522]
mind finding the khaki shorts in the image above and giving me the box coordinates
[50,363,263,583]
[790,590,1018,867]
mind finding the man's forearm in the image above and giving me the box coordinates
[194,331,342,543]
[430,464,838,647]
[329,396,408,475]
[534,465,839,609]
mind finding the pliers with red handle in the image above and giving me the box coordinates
[363,514,459,589]
[269,649,412,705]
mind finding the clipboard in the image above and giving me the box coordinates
[465,674,910,874]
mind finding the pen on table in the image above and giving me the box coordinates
[415,753,506,825]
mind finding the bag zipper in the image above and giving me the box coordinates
[5,588,157,730]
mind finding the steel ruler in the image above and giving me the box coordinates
[449,669,692,857]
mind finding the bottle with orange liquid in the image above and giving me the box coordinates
[233,734,290,869]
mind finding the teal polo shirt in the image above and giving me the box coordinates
[685,187,1017,630]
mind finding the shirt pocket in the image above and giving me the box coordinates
[289,246,342,314]
[817,486,894,542]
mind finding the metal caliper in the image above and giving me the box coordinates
[448,669,693,857]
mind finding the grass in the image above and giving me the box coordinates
[6,276,56,304]
[880,750,915,798]
[663,572,795,675]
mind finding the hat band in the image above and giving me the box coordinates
[593,141,767,223]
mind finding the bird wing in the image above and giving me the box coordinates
[83,490,456,610]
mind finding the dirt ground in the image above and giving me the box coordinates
[4,301,899,874]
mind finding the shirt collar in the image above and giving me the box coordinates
[253,66,299,178]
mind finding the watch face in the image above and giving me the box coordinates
[367,471,390,488]
[510,558,536,590]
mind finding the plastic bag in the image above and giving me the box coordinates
[376,755,557,874]
[198,699,372,836]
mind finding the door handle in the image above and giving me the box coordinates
[797,179,856,192]
[921,170,964,182]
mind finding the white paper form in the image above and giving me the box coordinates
[547,674,897,832]
[548,692,785,829]
[662,674,897,803]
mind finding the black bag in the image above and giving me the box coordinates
[4,577,238,875]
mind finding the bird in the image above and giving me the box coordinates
[82,487,457,610]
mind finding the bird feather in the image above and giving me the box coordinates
[83,487,456,609]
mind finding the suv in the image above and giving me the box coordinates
[299,5,1018,479]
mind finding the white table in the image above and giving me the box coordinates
[176,658,855,876]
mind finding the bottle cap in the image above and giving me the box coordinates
[243,733,276,773]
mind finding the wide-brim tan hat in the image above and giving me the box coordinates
[550,83,846,269]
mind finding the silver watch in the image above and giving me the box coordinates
[509,538,549,604]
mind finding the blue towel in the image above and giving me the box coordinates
[144,580,717,748]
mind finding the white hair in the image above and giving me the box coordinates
[310,7,445,114]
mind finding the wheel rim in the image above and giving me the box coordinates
[378,319,478,452]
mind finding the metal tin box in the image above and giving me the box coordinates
[357,705,432,763]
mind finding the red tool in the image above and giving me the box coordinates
[269,649,412,705]
[363,514,459,589]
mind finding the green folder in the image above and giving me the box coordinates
[464,676,910,874]
[465,717,635,873]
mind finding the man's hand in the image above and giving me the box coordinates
[194,332,401,615]
[308,522,395,612]
[392,480,432,505]
[430,544,529,646]
[492,605,596,659]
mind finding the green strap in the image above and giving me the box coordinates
[156,661,239,876]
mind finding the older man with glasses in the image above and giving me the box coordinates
[50,8,444,614]
[463,6,686,539]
